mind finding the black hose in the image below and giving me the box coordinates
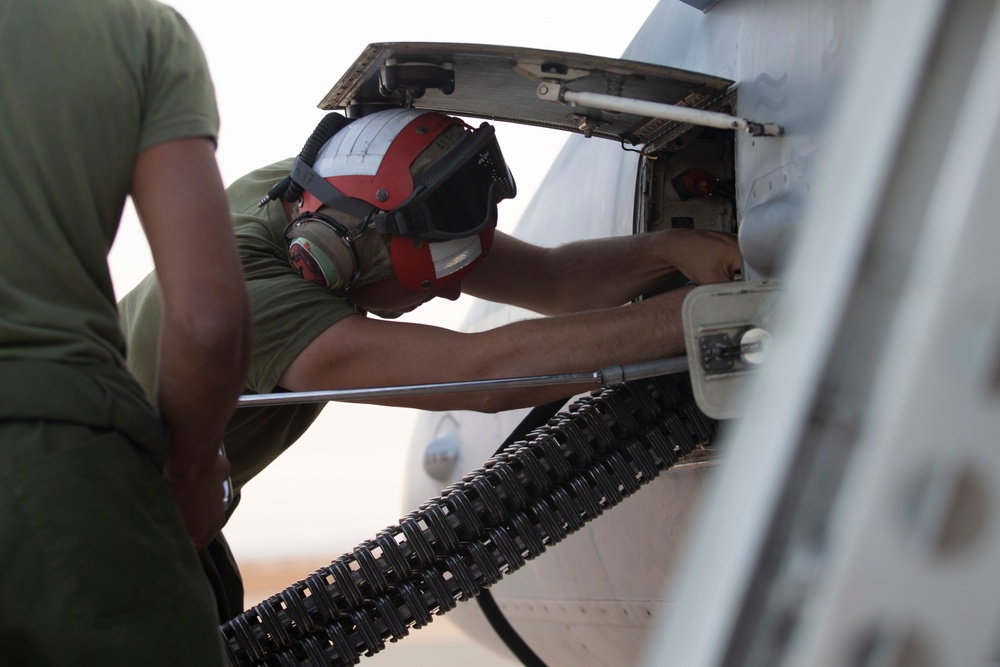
[283,113,352,204]
[476,581,549,667]
[258,113,352,208]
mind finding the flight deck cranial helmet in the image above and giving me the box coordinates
[283,107,517,292]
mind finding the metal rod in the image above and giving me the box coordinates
[236,356,690,408]
[536,82,783,137]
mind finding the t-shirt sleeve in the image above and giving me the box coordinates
[118,271,165,402]
[243,269,357,394]
[137,4,219,152]
[226,162,365,394]
[119,243,357,399]
[119,160,357,398]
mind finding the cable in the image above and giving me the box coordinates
[257,113,352,208]
[476,580,549,667]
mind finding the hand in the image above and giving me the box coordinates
[662,229,742,285]
[163,448,231,549]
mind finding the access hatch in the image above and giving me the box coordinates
[318,42,738,146]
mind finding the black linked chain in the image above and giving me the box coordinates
[221,374,716,666]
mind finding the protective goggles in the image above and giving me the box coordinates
[372,123,516,241]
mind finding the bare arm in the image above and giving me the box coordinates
[277,287,690,413]
[131,137,252,548]
[464,229,741,315]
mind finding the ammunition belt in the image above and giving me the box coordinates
[222,374,715,666]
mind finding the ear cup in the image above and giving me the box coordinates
[285,215,358,293]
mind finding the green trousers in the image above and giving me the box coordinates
[0,361,228,666]
[201,512,245,623]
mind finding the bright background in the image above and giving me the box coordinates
[109,0,660,564]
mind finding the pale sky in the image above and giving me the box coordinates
[109,0,661,562]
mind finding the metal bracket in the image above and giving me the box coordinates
[379,58,455,99]
[536,81,783,137]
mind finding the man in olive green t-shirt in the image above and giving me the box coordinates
[0,1,252,664]
[119,107,742,619]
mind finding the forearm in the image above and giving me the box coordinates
[527,231,681,313]
[467,230,693,315]
[131,136,253,546]
[457,288,688,411]
[155,302,251,548]
[281,288,689,413]
[157,306,252,470]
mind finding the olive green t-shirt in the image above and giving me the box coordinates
[0,0,218,380]
[119,159,358,489]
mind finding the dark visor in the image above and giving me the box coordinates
[373,123,516,241]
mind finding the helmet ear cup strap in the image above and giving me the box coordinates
[285,213,361,294]
[289,156,376,221]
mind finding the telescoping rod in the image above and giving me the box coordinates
[236,356,689,408]
[535,82,783,137]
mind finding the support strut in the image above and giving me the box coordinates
[236,357,689,409]
[536,81,783,137]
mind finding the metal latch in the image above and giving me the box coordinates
[683,281,782,419]
[699,327,773,374]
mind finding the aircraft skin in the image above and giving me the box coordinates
[403,0,871,665]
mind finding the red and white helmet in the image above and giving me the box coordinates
[291,108,516,291]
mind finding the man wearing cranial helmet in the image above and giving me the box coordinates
[119,106,742,619]
[281,111,501,304]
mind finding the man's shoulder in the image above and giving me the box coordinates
[226,158,296,216]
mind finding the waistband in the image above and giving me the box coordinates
[0,360,167,464]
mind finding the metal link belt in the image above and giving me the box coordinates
[220,374,716,666]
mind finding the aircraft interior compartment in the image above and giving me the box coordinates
[631,103,738,305]
[637,116,737,235]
